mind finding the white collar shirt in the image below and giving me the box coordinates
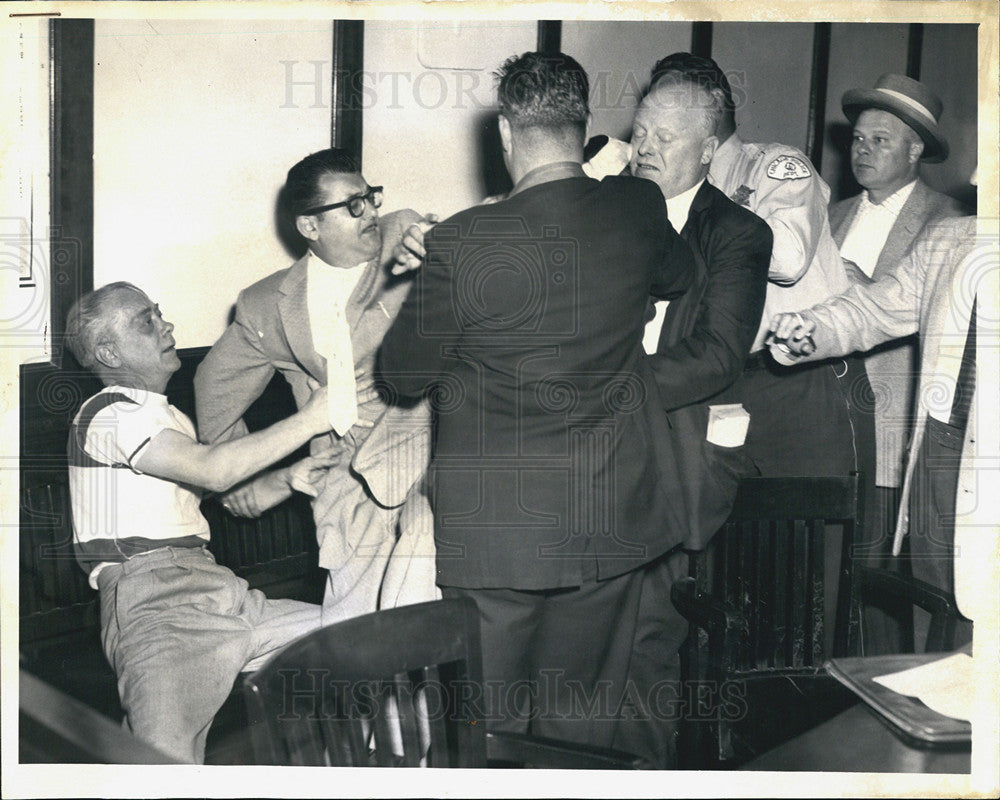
[839,180,917,278]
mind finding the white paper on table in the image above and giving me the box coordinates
[872,651,974,722]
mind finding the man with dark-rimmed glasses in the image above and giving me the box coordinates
[196,148,441,624]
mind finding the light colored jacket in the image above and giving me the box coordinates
[194,210,432,568]
[710,134,850,352]
[792,217,983,558]
[829,179,967,486]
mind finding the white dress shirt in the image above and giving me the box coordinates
[839,180,917,278]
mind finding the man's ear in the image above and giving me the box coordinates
[295,214,319,241]
[94,341,120,370]
[498,115,513,155]
[701,135,720,166]
[908,139,925,164]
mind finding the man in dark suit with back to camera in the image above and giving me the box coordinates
[379,51,696,754]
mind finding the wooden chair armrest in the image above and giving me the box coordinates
[857,566,959,617]
[670,577,744,635]
[485,731,645,769]
[856,565,963,652]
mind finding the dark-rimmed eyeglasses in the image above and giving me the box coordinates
[301,186,383,218]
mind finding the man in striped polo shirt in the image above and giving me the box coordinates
[65,281,333,763]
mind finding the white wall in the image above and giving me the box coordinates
[712,23,814,154]
[93,20,333,348]
[918,24,979,205]
[362,20,537,220]
[562,21,693,142]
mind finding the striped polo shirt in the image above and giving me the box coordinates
[67,385,210,588]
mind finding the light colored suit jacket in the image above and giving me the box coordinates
[793,216,980,554]
[194,209,431,518]
[829,179,967,486]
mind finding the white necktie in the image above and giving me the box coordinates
[324,299,358,436]
[307,257,366,436]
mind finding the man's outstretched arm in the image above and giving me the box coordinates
[136,386,331,493]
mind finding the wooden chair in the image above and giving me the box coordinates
[850,565,964,654]
[243,598,644,768]
[670,474,865,769]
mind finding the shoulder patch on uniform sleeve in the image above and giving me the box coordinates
[766,154,812,180]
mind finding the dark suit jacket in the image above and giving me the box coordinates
[379,171,696,590]
[644,181,771,550]
[651,181,772,409]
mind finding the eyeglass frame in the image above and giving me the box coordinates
[300,185,384,218]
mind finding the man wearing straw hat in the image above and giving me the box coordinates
[830,74,967,652]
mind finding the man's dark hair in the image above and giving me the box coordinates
[495,51,589,133]
[282,148,360,218]
[649,52,736,118]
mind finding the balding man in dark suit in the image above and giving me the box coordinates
[617,68,772,769]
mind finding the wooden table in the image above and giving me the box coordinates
[740,703,970,773]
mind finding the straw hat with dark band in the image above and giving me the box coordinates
[842,73,949,163]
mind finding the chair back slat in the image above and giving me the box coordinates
[317,714,348,766]
[394,673,424,766]
[753,521,772,670]
[772,526,789,668]
[736,522,754,672]
[421,663,452,767]
[371,684,400,766]
[290,719,328,766]
[345,717,370,765]
[807,518,826,666]
[787,518,808,667]
[316,690,366,766]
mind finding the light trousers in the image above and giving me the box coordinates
[97,546,322,763]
